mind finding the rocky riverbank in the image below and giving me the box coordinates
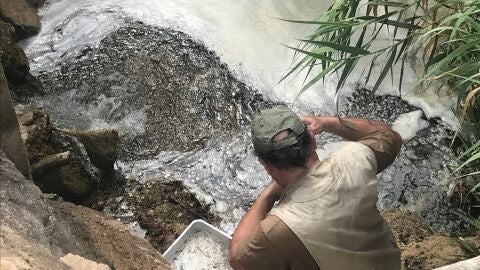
[0,2,172,269]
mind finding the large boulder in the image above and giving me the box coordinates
[49,200,171,270]
[0,0,41,40]
[0,149,171,269]
[0,63,31,179]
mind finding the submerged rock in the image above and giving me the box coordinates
[0,0,41,40]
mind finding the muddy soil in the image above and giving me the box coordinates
[131,180,219,252]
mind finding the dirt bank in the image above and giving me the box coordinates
[383,210,479,270]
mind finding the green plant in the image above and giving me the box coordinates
[452,214,480,258]
[283,0,479,210]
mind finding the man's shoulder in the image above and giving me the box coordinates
[327,141,377,169]
[326,131,401,173]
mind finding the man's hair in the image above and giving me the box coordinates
[256,130,311,170]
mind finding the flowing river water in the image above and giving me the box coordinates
[21,0,461,234]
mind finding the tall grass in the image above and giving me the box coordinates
[283,0,479,213]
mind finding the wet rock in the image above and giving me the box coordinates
[15,105,101,201]
[32,151,95,201]
[15,105,55,163]
[0,20,28,80]
[91,176,219,253]
[59,128,119,171]
[0,0,41,40]
[0,20,43,100]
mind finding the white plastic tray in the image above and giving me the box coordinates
[163,219,232,262]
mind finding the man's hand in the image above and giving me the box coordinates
[262,181,283,202]
[301,116,328,136]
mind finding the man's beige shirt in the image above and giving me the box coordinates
[236,131,400,270]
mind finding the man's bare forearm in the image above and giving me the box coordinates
[229,184,279,268]
[304,116,400,141]
[323,117,397,140]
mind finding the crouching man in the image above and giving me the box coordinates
[229,105,402,270]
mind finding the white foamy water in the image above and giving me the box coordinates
[22,0,456,126]
[392,110,430,141]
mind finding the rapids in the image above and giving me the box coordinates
[21,0,462,233]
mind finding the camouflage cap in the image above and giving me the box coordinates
[251,105,305,154]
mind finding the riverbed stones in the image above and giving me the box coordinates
[0,0,41,40]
